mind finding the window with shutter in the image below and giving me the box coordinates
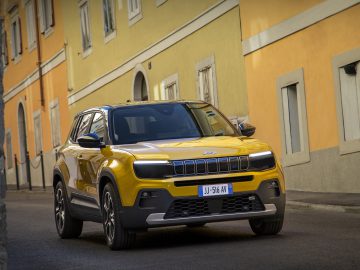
[80,1,91,52]
[50,101,61,148]
[332,49,360,154]
[339,62,360,142]
[33,112,43,156]
[103,0,115,36]
[5,131,13,169]
[196,56,218,108]
[161,74,179,100]
[10,10,22,61]
[1,23,8,67]
[277,68,310,166]
[39,0,54,35]
[127,0,142,24]
[25,0,37,50]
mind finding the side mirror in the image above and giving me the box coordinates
[239,122,256,137]
[77,133,105,148]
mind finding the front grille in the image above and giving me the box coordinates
[174,176,253,187]
[164,194,264,219]
[172,156,249,177]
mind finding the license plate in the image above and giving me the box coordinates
[198,183,233,197]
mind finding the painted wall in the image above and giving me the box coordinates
[241,1,360,192]
[3,0,70,187]
[64,0,248,119]
[240,0,324,39]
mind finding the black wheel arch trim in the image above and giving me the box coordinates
[98,168,123,208]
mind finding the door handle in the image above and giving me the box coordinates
[78,154,83,158]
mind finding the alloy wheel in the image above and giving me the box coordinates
[55,188,65,232]
[103,191,115,243]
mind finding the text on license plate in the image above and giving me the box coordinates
[198,183,233,197]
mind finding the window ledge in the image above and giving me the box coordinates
[82,47,92,59]
[156,0,167,7]
[104,30,116,44]
[28,42,37,53]
[12,55,22,65]
[338,140,360,155]
[282,151,310,167]
[128,12,143,26]
[43,27,54,39]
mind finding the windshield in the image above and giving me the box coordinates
[110,103,237,145]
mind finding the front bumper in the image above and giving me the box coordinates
[146,204,277,226]
[120,179,285,230]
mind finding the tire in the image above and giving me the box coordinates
[54,181,83,238]
[187,222,206,228]
[249,214,284,235]
[102,183,136,250]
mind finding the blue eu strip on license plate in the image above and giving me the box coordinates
[198,183,233,197]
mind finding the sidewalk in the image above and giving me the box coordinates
[286,190,360,213]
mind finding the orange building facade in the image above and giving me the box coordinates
[240,0,360,192]
[2,0,70,188]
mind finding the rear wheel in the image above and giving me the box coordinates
[102,183,135,250]
[54,181,83,238]
[249,214,284,235]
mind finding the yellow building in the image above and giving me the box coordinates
[62,0,247,122]
[2,0,70,188]
[240,0,360,192]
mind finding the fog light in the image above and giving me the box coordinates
[141,191,152,198]
[267,180,280,197]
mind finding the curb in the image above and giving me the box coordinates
[6,189,53,195]
[286,201,360,214]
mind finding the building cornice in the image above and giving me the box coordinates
[242,0,360,56]
[3,48,66,103]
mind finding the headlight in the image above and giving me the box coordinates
[248,151,276,171]
[133,160,172,179]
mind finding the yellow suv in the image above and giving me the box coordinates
[53,101,285,250]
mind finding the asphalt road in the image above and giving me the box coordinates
[5,191,360,270]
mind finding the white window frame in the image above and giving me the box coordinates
[155,0,167,7]
[5,129,13,170]
[103,0,116,43]
[33,110,43,156]
[79,0,92,57]
[49,99,61,148]
[1,21,9,68]
[196,55,219,108]
[332,47,360,155]
[127,0,142,26]
[10,9,22,62]
[277,68,310,167]
[25,0,37,51]
[161,73,179,100]
[38,0,54,37]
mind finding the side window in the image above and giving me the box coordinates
[89,113,105,141]
[76,113,93,141]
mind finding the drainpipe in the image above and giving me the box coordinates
[34,0,45,107]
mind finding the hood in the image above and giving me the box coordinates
[111,136,272,160]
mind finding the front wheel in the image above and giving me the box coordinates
[249,214,284,235]
[102,183,135,250]
[54,181,83,238]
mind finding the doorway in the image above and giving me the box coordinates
[133,71,148,101]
